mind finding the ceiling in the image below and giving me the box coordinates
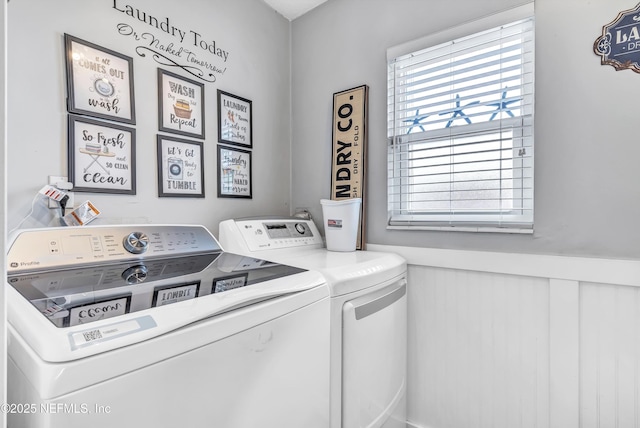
[262,0,328,20]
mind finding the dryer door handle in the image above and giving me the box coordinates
[350,278,407,320]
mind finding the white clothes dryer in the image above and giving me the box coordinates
[7,224,330,428]
[219,218,407,428]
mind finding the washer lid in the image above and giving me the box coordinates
[8,251,309,329]
[6,225,328,362]
[271,248,407,295]
[7,255,326,362]
[219,218,407,295]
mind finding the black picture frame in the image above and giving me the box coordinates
[68,114,136,195]
[158,69,205,139]
[64,34,136,124]
[217,90,252,148]
[217,145,252,199]
[157,135,205,198]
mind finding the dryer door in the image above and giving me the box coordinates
[342,277,407,428]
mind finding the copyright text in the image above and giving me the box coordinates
[1,403,111,414]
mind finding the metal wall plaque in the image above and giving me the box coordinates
[594,3,640,73]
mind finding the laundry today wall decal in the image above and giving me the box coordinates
[593,2,640,73]
[111,0,231,83]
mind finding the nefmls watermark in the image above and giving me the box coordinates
[1,402,112,414]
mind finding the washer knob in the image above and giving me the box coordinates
[123,232,149,254]
[122,265,149,284]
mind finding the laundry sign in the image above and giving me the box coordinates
[594,3,640,73]
[331,85,368,249]
[68,114,136,195]
[157,135,205,198]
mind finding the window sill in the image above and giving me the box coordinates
[387,225,534,234]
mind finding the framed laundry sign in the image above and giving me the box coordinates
[68,114,136,194]
[217,90,252,148]
[64,34,136,124]
[217,145,252,198]
[158,69,205,139]
[156,135,205,198]
[331,85,368,250]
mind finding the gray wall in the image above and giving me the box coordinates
[7,0,291,237]
[7,0,640,259]
[291,0,640,260]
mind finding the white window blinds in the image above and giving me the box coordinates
[387,15,534,231]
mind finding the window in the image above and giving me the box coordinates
[387,9,534,232]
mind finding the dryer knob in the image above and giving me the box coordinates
[294,223,307,235]
[123,232,149,254]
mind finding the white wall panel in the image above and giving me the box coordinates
[549,279,580,428]
[580,283,640,428]
[407,265,550,428]
[403,245,640,428]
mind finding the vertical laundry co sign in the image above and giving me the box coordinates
[594,3,640,73]
[331,85,368,249]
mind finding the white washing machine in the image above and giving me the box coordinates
[6,224,330,428]
[219,218,407,428]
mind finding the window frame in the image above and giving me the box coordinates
[386,3,535,234]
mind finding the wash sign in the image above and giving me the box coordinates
[594,3,640,73]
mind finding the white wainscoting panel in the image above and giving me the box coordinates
[549,279,580,428]
[369,244,640,428]
[407,266,550,428]
[579,282,640,428]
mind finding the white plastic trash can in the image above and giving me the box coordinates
[320,198,361,252]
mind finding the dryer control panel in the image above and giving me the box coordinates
[219,218,324,253]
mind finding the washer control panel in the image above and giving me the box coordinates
[220,219,324,252]
[7,224,221,273]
